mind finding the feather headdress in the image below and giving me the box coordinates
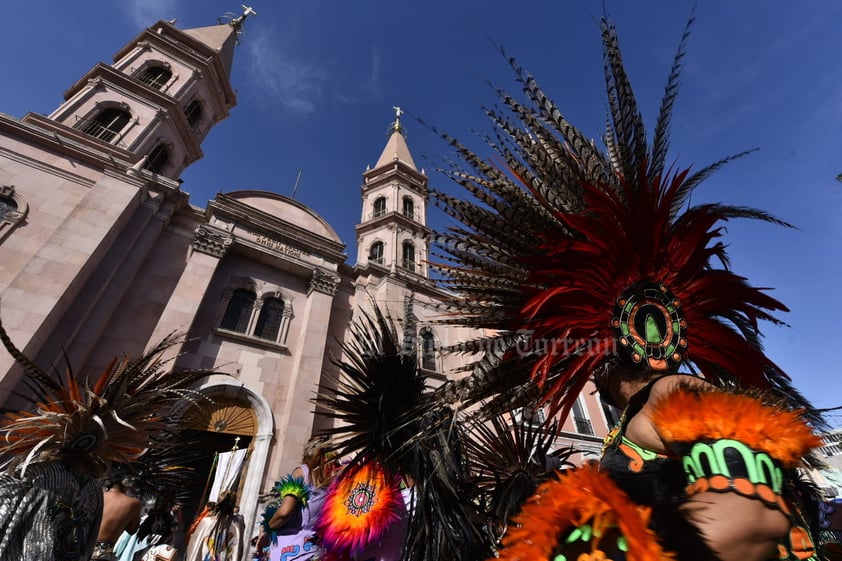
[314,302,492,561]
[428,15,822,426]
[0,314,217,474]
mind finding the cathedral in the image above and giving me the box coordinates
[0,13,613,539]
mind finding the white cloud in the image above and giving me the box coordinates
[124,0,180,29]
[365,45,381,95]
[244,29,328,116]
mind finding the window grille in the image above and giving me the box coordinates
[254,298,284,341]
[143,144,169,174]
[220,289,255,333]
[78,108,131,143]
[402,197,414,220]
[420,328,436,371]
[369,242,385,265]
[137,66,172,90]
[373,197,387,218]
[185,100,202,128]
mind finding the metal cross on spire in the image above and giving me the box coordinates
[392,106,404,134]
[222,5,257,43]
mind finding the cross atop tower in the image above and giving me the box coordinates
[391,106,404,133]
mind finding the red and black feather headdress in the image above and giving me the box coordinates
[428,15,822,426]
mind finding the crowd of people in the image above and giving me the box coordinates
[2,9,842,561]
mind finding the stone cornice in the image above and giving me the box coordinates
[308,269,340,297]
[192,225,233,257]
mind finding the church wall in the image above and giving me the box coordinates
[165,251,335,485]
[82,212,195,373]
[0,127,149,398]
[30,187,182,374]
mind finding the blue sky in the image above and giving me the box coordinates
[5,1,842,422]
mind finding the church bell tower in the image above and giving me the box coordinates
[355,108,432,278]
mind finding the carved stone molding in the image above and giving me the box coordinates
[0,185,28,241]
[308,269,339,296]
[192,225,233,257]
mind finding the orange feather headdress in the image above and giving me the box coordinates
[0,313,216,474]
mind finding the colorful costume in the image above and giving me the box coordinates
[183,511,244,561]
[184,492,244,561]
[313,304,493,561]
[418,9,831,561]
[265,464,325,561]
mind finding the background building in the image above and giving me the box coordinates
[0,14,613,547]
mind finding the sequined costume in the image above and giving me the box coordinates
[0,461,103,561]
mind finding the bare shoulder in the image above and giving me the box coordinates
[649,374,714,400]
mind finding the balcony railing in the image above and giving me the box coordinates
[74,117,127,147]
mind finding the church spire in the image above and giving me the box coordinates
[374,106,417,171]
[182,5,256,79]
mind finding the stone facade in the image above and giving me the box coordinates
[0,15,615,550]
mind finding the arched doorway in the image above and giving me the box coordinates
[181,394,255,527]
[179,379,274,553]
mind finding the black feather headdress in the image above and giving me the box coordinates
[314,303,493,561]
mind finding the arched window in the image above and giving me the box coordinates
[402,241,415,272]
[137,66,172,90]
[369,241,384,265]
[220,288,256,333]
[402,197,414,220]
[516,405,546,427]
[373,197,387,218]
[143,144,169,174]
[420,328,436,371]
[79,108,131,143]
[185,100,203,129]
[254,297,284,341]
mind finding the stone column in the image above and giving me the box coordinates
[242,433,272,549]
[144,224,232,357]
[274,268,339,469]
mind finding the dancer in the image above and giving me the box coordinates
[92,477,143,561]
[423,11,828,561]
[0,316,218,561]
[313,301,582,561]
[184,491,244,561]
[259,438,333,561]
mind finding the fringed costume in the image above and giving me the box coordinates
[418,9,832,561]
[311,299,579,561]
[184,492,244,561]
[262,467,324,561]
